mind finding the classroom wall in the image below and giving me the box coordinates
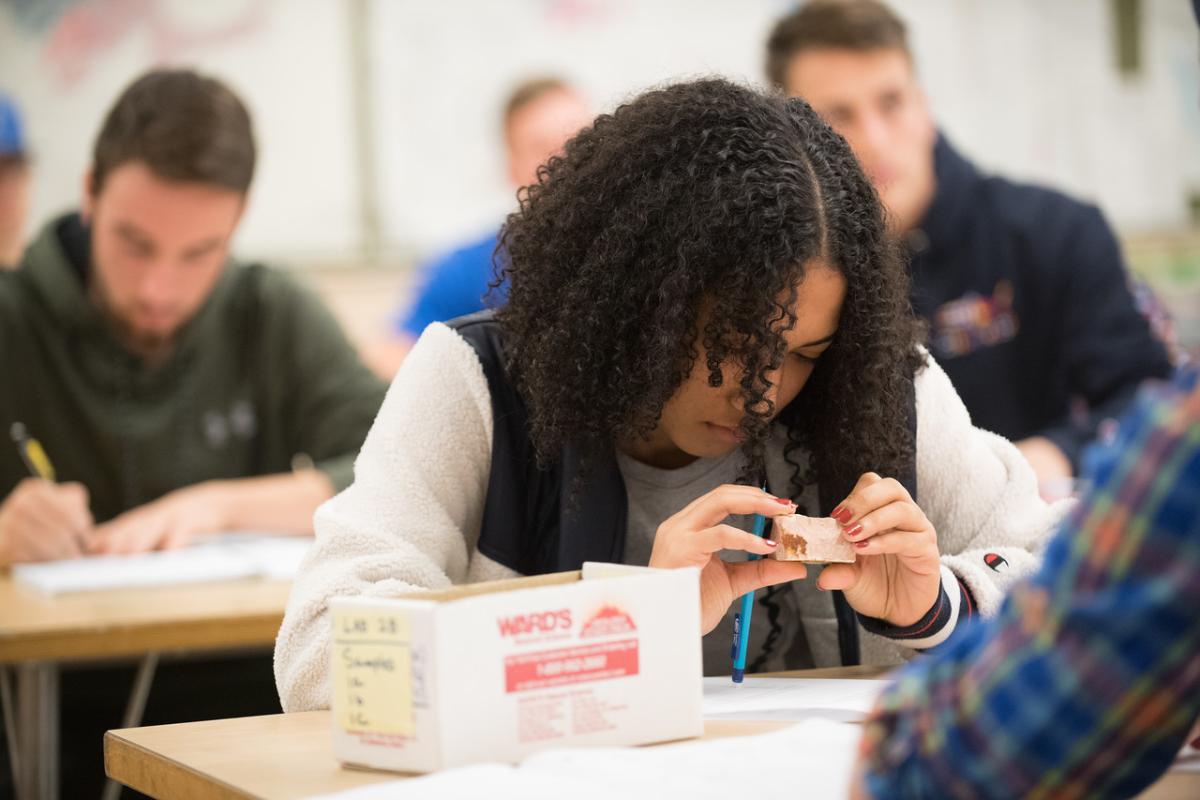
[375,0,1200,257]
[1,0,1197,267]
[0,0,361,264]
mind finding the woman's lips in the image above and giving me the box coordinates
[706,422,746,443]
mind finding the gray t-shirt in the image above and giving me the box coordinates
[616,448,814,676]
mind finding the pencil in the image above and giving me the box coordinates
[731,493,769,683]
[10,422,56,481]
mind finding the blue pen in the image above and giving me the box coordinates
[731,496,769,683]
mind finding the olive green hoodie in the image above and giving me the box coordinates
[0,213,387,523]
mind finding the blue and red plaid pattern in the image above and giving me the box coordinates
[861,368,1200,799]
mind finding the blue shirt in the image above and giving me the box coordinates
[395,231,508,337]
[0,92,25,156]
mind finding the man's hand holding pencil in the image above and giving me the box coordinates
[0,477,94,565]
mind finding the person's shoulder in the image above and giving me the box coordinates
[438,230,500,262]
[422,230,500,279]
[912,345,955,403]
[206,260,353,363]
[400,320,496,410]
[0,214,77,322]
[0,257,43,323]
[223,258,307,298]
[1080,366,1200,488]
[435,310,507,372]
[0,265,26,296]
[218,259,332,320]
[976,172,1108,244]
[412,318,488,361]
[0,268,29,322]
[1132,366,1200,425]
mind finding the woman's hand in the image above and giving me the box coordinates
[650,484,808,634]
[819,472,942,627]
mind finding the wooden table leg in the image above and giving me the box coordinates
[101,653,159,800]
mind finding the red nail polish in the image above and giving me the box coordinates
[844,523,862,539]
[855,541,869,549]
[774,497,793,505]
[832,507,852,524]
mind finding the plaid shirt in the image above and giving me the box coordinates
[861,368,1200,799]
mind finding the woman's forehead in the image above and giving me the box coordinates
[782,265,846,343]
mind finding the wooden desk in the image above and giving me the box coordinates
[102,666,1200,800]
[0,575,292,800]
[0,575,292,663]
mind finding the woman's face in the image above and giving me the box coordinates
[623,263,846,469]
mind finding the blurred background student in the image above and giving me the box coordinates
[0,68,385,798]
[766,0,1175,498]
[0,69,385,564]
[0,92,30,268]
[363,76,591,379]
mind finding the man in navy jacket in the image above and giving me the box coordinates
[767,0,1173,490]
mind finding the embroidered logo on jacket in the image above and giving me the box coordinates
[984,553,1009,572]
[202,399,258,449]
[932,280,1019,359]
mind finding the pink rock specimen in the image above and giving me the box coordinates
[772,514,856,563]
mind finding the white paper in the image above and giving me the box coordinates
[306,719,861,800]
[702,676,888,722]
[10,533,311,594]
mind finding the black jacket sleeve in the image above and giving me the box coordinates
[1040,204,1172,468]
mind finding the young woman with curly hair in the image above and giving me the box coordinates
[275,79,1065,710]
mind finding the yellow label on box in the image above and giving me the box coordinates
[332,607,413,735]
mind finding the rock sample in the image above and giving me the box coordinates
[772,514,856,563]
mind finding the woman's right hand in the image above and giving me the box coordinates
[649,484,808,634]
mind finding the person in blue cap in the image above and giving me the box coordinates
[0,92,31,268]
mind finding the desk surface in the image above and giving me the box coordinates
[0,574,292,663]
[103,666,1199,800]
[107,711,793,800]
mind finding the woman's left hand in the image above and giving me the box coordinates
[817,472,942,627]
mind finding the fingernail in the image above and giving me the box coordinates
[832,506,851,524]
[774,497,793,505]
[844,523,862,539]
[855,541,869,549]
[764,539,777,547]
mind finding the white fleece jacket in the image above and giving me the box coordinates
[274,322,1070,712]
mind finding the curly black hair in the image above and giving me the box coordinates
[496,78,924,500]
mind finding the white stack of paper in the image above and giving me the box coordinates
[11,533,312,594]
[307,717,863,800]
[701,676,889,722]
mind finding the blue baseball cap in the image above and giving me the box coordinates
[0,93,27,157]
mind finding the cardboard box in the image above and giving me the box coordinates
[330,562,703,773]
